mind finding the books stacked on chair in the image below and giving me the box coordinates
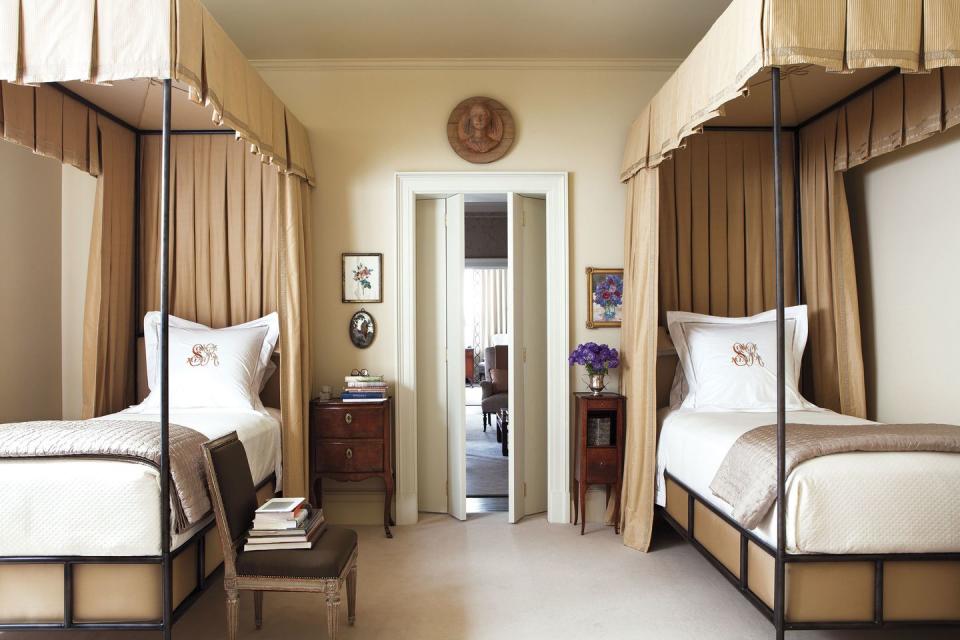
[243,497,326,552]
[342,373,388,403]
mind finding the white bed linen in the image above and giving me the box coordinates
[0,408,281,557]
[656,408,960,554]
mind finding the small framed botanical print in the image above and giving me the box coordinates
[586,267,624,329]
[342,253,383,303]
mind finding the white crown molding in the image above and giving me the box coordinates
[251,57,681,72]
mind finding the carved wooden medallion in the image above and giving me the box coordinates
[447,96,515,164]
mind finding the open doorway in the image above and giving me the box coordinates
[463,195,510,512]
[397,172,569,528]
[412,188,551,523]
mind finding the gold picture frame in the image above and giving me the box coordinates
[586,267,624,329]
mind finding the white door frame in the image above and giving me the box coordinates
[396,172,570,526]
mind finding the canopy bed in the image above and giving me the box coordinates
[617,1,960,637]
[0,0,314,635]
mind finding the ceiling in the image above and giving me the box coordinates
[201,0,732,60]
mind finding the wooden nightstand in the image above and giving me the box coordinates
[573,393,626,535]
[310,397,395,538]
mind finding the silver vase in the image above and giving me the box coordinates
[588,373,607,396]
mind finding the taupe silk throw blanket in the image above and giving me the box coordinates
[0,420,210,533]
[710,423,960,530]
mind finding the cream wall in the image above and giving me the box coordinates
[847,125,960,424]
[258,63,671,522]
[0,142,62,421]
[61,166,98,419]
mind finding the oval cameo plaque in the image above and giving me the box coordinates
[447,96,515,164]
[349,309,376,349]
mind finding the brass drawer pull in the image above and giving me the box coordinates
[345,448,353,460]
[344,412,353,424]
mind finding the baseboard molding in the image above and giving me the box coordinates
[323,487,608,526]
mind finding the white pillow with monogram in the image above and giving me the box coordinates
[138,325,269,412]
[667,306,815,411]
[143,312,279,395]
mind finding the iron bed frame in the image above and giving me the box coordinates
[681,67,960,638]
[0,80,257,638]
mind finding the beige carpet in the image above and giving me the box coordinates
[11,516,955,640]
[466,405,508,496]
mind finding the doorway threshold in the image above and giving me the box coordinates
[467,496,508,513]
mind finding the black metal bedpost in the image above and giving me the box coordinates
[771,67,787,640]
[159,78,173,640]
[133,132,142,394]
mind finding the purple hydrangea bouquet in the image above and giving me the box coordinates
[569,342,620,395]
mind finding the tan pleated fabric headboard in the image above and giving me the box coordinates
[136,338,281,410]
[656,327,678,409]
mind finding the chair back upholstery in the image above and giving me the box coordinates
[484,345,508,372]
[202,432,258,578]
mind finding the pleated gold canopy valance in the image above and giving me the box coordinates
[621,0,960,181]
[0,0,314,185]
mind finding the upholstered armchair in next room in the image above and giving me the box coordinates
[480,345,508,438]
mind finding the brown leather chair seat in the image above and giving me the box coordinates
[236,527,358,579]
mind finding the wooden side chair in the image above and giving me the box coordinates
[202,432,359,639]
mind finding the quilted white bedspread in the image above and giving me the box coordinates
[656,408,960,554]
[0,408,281,556]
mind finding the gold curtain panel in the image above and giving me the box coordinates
[139,135,280,326]
[658,132,797,324]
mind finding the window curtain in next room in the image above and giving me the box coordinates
[464,267,507,364]
[140,135,313,497]
[0,81,137,419]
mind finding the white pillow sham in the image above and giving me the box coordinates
[667,306,814,412]
[143,312,279,394]
[138,325,269,412]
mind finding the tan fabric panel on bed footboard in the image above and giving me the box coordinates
[693,502,740,578]
[884,561,960,621]
[0,564,64,622]
[747,542,875,622]
[74,548,197,623]
[0,551,195,625]
[664,477,689,530]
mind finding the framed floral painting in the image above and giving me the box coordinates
[342,253,383,303]
[586,267,624,329]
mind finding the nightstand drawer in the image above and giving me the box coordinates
[311,404,384,439]
[316,440,383,473]
[585,448,618,483]
[586,398,619,411]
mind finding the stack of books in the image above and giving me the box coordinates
[243,497,326,552]
[341,373,388,403]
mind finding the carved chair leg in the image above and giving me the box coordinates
[254,590,263,629]
[225,588,240,640]
[325,579,342,639]
[346,563,358,625]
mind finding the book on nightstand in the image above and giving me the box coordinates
[342,373,388,402]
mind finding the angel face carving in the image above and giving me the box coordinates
[447,96,514,163]
[458,102,503,153]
